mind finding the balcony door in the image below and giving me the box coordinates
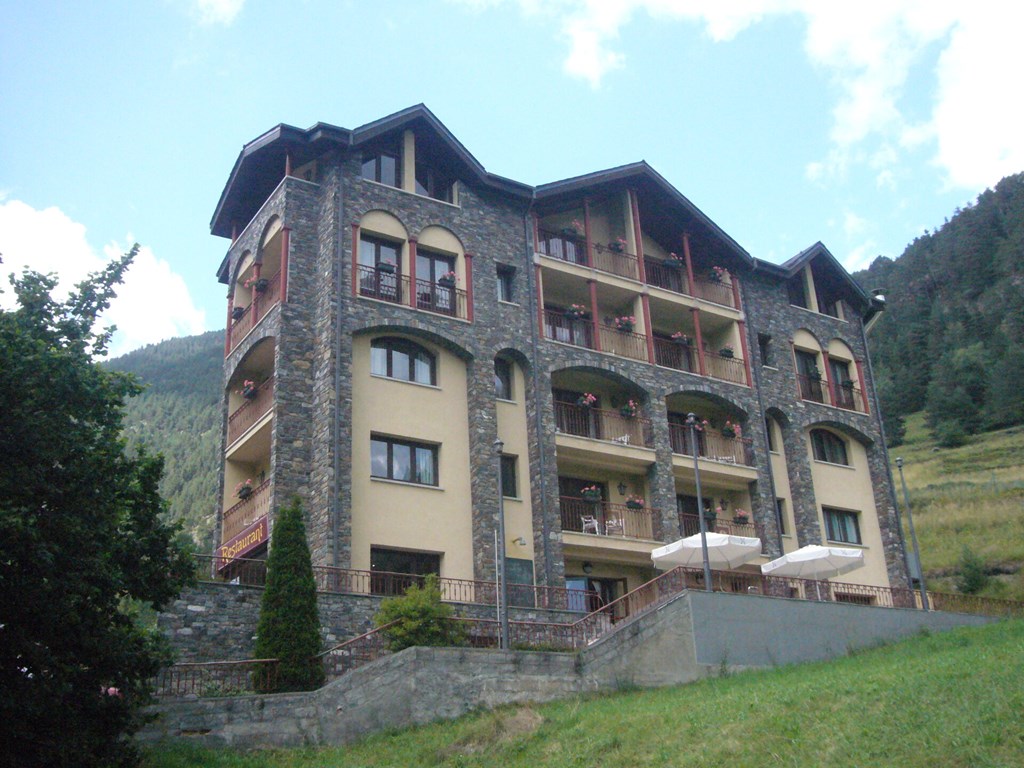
[359,235,401,302]
[416,248,456,314]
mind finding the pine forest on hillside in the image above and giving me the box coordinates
[108,330,223,546]
[854,171,1024,447]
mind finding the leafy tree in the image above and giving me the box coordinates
[253,497,324,692]
[374,575,468,652]
[0,248,194,767]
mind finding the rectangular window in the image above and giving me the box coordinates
[361,151,400,187]
[370,436,438,486]
[787,274,808,308]
[500,455,518,497]
[823,507,861,545]
[414,161,454,202]
[370,547,440,596]
[775,498,787,535]
[497,265,515,303]
[765,417,776,452]
[758,333,772,366]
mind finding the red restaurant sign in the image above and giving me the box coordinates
[217,516,268,570]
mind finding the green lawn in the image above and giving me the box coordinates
[144,619,1024,768]
[894,415,1024,599]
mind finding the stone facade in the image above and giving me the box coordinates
[211,105,911,655]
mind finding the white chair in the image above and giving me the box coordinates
[605,518,624,536]
[581,515,601,535]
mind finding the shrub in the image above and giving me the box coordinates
[374,575,467,651]
[955,546,990,595]
[253,497,325,692]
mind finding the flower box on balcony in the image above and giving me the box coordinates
[231,306,245,321]
[619,399,638,418]
[719,346,735,359]
[663,254,685,269]
[565,304,589,321]
[580,486,603,503]
[235,479,254,500]
[245,277,269,293]
[377,262,396,274]
[577,393,598,408]
[614,315,636,333]
[671,332,691,346]
[625,496,645,510]
[238,379,258,400]
[608,237,627,253]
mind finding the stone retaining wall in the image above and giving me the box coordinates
[143,591,994,749]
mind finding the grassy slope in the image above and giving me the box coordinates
[145,619,1024,768]
[895,414,1024,599]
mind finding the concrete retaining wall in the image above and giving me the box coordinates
[141,592,995,749]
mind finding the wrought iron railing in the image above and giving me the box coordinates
[154,658,278,697]
[596,324,649,362]
[228,271,281,353]
[704,350,747,384]
[833,382,866,413]
[797,374,826,403]
[678,513,758,538]
[553,402,653,447]
[356,265,468,320]
[192,555,601,612]
[226,377,275,445]
[644,258,690,294]
[668,424,754,466]
[543,309,596,350]
[692,276,735,308]
[221,480,271,543]
[536,229,587,266]
[558,496,655,540]
[653,337,697,372]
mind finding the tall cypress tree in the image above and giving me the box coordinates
[253,497,324,692]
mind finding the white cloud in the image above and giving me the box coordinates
[480,1,1022,191]
[841,240,877,273]
[190,0,245,26]
[0,200,207,357]
[843,210,867,239]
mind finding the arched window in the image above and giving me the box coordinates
[494,358,513,400]
[810,428,848,466]
[370,337,436,385]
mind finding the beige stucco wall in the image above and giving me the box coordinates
[767,418,798,554]
[496,360,535,564]
[350,334,475,581]
[807,429,889,588]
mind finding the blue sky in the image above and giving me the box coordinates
[2,1,1021,356]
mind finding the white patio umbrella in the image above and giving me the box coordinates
[760,544,864,598]
[652,532,763,571]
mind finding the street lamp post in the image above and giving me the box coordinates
[494,438,510,649]
[687,413,713,591]
[895,457,929,610]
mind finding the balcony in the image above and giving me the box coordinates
[222,479,271,543]
[559,496,655,540]
[555,402,653,449]
[595,325,649,363]
[228,271,281,352]
[227,377,274,446]
[537,229,640,281]
[669,423,754,466]
[704,350,747,385]
[653,337,697,373]
[543,309,595,350]
[797,374,826,404]
[644,258,737,309]
[679,513,758,539]
[833,382,867,413]
[357,265,468,320]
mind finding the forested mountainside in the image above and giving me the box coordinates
[107,330,223,545]
[854,171,1024,446]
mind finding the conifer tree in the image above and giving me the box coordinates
[253,497,324,692]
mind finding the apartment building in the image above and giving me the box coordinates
[213,104,909,609]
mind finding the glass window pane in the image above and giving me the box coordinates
[392,443,411,481]
[370,439,388,478]
[359,238,376,266]
[392,349,410,381]
[413,352,432,385]
[380,154,397,186]
[361,158,377,181]
[414,447,435,485]
[370,344,388,377]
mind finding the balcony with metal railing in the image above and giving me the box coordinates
[554,401,654,449]
[797,374,826,404]
[228,270,281,353]
[227,377,274,446]
[537,229,641,281]
[644,258,738,309]
[559,496,655,540]
[356,264,469,320]
[221,479,271,544]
